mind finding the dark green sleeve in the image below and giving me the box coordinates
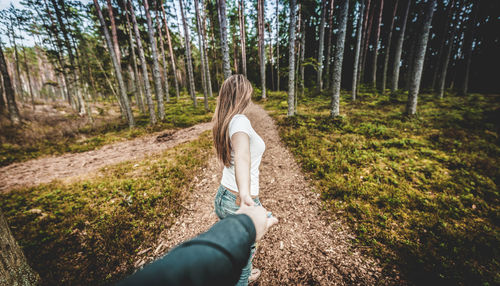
[116,214,256,286]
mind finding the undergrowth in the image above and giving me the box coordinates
[0,97,215,167]
[260,89,500,285]
[0,131,213,285]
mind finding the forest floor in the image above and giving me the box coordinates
[1,102,402,285]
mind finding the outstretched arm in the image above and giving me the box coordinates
[232,132,254,207]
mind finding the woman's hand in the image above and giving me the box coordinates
[240,194,255,207]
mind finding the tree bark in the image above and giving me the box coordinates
[391,0,410,92]
[300,17,306,99]
[359,0,374,84]
[381,0,397,92]
[161,4,181,100]
[276,0,280,91]
[258,0,267,99]
[459,2,478,97]
[406,0,436,116]
[195,0,209,111]
[217,0,231,79]
[330,0,349,117]
[200,0,213,98]
[238,0,247,77]
[0,74,5,111]
[143,0,165,119]
[106,0,121,65]
[124,2,145,113]
[178,0,197,107]
[352,0,365,100]
[0,44,21,124]
[128,0,156,124]
[21,47,35,109]
[316,0,327,91]
[155,6,170,104]
[431,0,455,90]
[324,0,335,90]
[95,0,135,127]
[370,0,383,87]
[0,211,39,286]
[287,0,296,116]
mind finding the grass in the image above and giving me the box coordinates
[259,89,500,285]
[0,131,213,285]
[0,97,215,167]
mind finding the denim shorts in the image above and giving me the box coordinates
[214,185,260,286]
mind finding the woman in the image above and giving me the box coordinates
[212,74,277,285]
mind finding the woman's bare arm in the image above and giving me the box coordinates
[232,132,254,206]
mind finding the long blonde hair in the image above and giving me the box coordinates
[212,74,253,167]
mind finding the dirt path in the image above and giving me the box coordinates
[0,122,212,192]
[143,103,401,285]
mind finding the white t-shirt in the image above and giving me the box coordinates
[220,114,266,196]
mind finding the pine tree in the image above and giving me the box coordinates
[217,0,231,79]
[258,0,267,99]
[352,0,365,100]
[391,0,410,92]
[287,0,296,116]
[316,0,327,91]
[330,0,349,117]
[178,0,197,107]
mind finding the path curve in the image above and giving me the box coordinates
[0,122,212,192]
[140,103,401,285]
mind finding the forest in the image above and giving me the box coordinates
[0,0,499,285]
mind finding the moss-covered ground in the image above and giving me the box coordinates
[0,97,215,167]
[0,131,213,285]
[259,89,499,285]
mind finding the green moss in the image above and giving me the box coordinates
[262,90,500,285]
[0,132,213,286]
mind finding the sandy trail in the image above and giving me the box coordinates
[0,122,212,192]
[142,103,401,285]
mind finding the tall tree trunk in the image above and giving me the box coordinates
[324,0,335,90]
[381,0,397,92]
[459,2,478,97]
[300,17,306,98]
[352,0,365,100]
[438,28,458,99]
[200,0,213,98]
[128,0,156,124]
[155,7,170,104]
[217,0,231,79]
[0,211,39,285]
[316,0,327,91]
[287,0,296,116]
[94,0,135,127]
[8,29,24,102]
[258,0,266,99]
[295,5,301,111]
[370,0,383,87]
[0,74,5,111]
[268,22,274,91]
[124,2,145,113]
[431,0,455,90]
[178,0,197,107]
[195,0,209,111]
[21,47,35,109]
[144,0,165,119]
[0,44,21,124]
[391,0,410,92]
[161,4,181,100]
[238,0,247,77]
[406,0,436,116]
[330,0,349,117]
[106,0,121,65]
[275,0,280,91]
[360,0,374,84]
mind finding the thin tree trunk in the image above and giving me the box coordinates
[0,74,5,111]
[268,23,274,91]
[370,0,383,87]
[406,0,436,116]
[200,0,213,98]
[0,211,39,285]
[287,0,296,116]
[106,0,121,65]
[195,0,209,111]
[128,0,156,124]
[360,0,374,84]
[381,0,397,92]
[239,0,247,77]
[324,0,335,90]
[217,0,231,79]
[124,2,145,113]
[155,7,170,104]
[161,4,181,100]
[330,0,349,117]
[21,47,35,109]
[0,44,21,124]
[276,0,280,91]
[8,30,24,102]
[300,17,306,98]
[459,2,478,97]
[258,0,266,99]
[316,0,327,91]
[431,0,455,90]
[352,0,365,100]
[144,0,165,119]
[178,0,197,107]
[391,0,410,92]
[95,0,135,127]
